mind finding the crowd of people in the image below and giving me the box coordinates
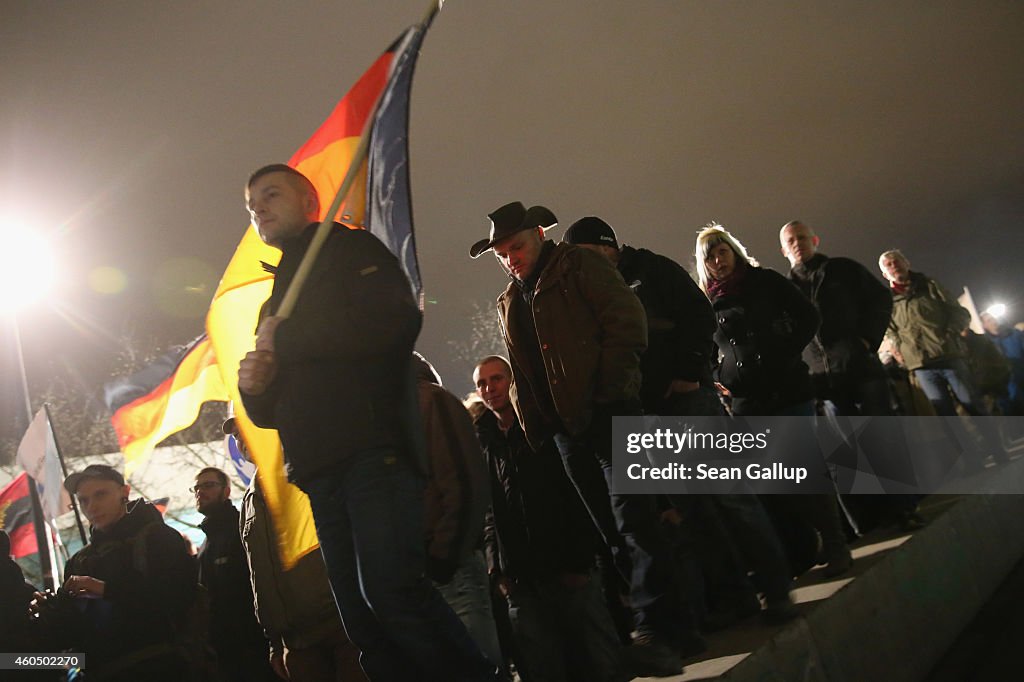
[3,165,1021,681]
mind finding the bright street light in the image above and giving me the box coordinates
[985,303,1007,319]
[0,219,55,314]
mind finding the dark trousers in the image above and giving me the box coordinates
[506,570,629,682]
[284,630,366,682]
[553,411,690,639]
[302,451,494,682]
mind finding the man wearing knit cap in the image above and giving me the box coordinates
[562,216,798,627]
[471,202,691,677]
[563,216,719,417]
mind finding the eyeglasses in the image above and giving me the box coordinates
[189,482,225,493]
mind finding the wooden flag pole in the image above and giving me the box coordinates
[274,0,442,319]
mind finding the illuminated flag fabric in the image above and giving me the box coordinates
[106,335,228,472]
[17,408,71,521]
[206,23,429,568]
[0,473,36,559]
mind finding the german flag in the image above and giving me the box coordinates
[106,335,228,471]
[206,21,432,568]
[1,473,37,559]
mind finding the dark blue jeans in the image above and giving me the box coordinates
[302,450,494,682]
[914,360,1005,462]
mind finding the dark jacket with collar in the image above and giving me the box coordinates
[59,501,197,671]
[710,266,820,414]
[198,499,267,655]
[240,223,424,484]
[496,241,647,449]
[474,409,598,582]
[617,244,716,410]
[788,253,892,389]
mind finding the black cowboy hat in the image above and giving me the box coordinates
[469,201,558,259]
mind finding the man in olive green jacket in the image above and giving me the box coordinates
[470,202,698,678]
[879,249,1006,466]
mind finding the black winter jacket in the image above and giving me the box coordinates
[617,245,717,410]
[198,500,268,656]
[241,223,423,484]
[59,501,197,671]
[475,410,597,582]
[710,267,820,414]
[788,253,892,388]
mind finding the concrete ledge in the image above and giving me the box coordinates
[718,459,1024,682]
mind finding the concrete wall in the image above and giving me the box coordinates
[721,461,1024,682]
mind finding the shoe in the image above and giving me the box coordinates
[763,597,800,625]
[822,548,853,578]
[626,635,684,677]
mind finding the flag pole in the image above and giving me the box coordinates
[9,315,57,590]
[274,0,442,319]
[45,403,87,546]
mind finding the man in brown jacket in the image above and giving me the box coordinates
[413,353,502,669]
[470,202,695,677]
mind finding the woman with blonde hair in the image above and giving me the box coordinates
[694,224,818,415]
[695,225,853,578]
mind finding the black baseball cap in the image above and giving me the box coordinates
[562,216,619,249]
[64,464,125,495]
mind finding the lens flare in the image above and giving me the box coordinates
[0,220,55,313]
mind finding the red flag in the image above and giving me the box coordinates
[0,473,37,559]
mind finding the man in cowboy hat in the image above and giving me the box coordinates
[471,202,690,677]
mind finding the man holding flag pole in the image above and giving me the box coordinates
[238,163,493,681]
[237,4,497,680]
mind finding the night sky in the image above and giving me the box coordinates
[2,1,1022,446]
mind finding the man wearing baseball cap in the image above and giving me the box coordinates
[563,216,719,417]
[34,464,199,679]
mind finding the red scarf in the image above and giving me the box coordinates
[706,261,749,300]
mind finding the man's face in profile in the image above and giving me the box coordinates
[245,172,316,247]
